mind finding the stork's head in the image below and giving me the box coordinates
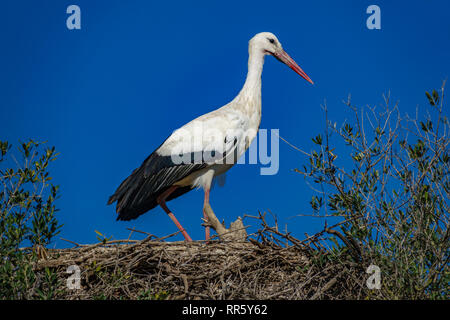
[249,32,314,85]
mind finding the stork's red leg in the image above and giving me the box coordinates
[157,186,192,242]
[203,188,211,242]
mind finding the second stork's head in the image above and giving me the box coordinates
[249,32,314,85]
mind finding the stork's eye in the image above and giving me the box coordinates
[268,38,275,44]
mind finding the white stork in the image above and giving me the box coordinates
[108,32,313,242]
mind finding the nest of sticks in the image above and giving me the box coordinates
[34,213,367,299]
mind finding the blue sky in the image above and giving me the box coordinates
[1,0,449,247]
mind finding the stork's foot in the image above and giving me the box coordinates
[203,203,247,242]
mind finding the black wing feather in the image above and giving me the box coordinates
[108,134,239,221]
[107,150,207,221]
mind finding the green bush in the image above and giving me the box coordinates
[298,83,449,299]
[0,140,61,299]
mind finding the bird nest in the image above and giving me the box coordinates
[34,214,367,299]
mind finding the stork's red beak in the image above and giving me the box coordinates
[272,50,314,85]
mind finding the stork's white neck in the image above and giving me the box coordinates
[235,45,264,114]
[241,48,264,95]
[232,46,265,129]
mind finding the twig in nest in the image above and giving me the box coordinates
[324,227,361,262]
[246,211,311,251]
[153,231,182,242]
[180,274,189,295]
[60,238,81,248]
[310,274,340,300]
[126,227,156,238]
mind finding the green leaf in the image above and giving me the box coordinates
[432,89,439,105]
[425,91,435,106]
[312,134,323,145]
